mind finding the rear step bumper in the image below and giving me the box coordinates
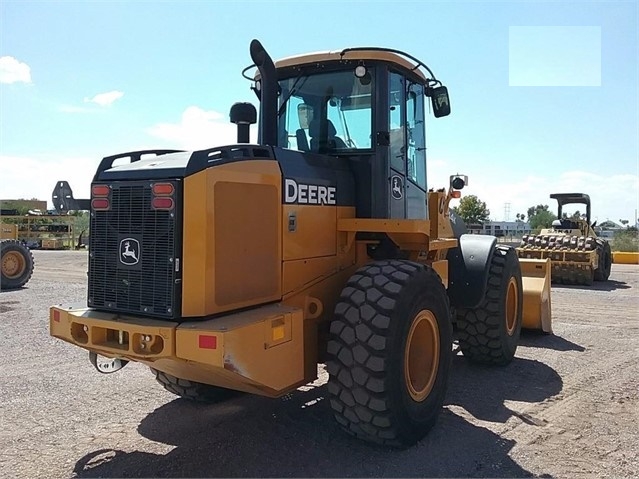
[50,303,306,397]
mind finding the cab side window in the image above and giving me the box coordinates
[388,72,405,173]
[406,83,426,189]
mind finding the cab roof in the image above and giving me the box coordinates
[273,49,429,82]
[550,193,591,207]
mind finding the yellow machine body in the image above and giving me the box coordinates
[1,224,35,290]
[49,42,553,411]
[1,224,18,240]
[50,181,551,396]
[519,258,552,333]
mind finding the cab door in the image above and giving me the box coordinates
[388,72,407,219]
[388,72,428,220]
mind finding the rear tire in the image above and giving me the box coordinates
[1,240,34,290]
[456,245,523,366]
[326,260,452,447]
[152,369,240,403]
[594,241,612,281]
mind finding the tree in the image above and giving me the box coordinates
[620,219,629,226]
[452,195,490,225]
[599,220,618,229]
[515,213,525,223]
[526,204,557,230]
[71,211,90,235]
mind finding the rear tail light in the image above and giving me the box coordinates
[92,185,110,197]
[91,198,110,210]
[151,197,174,210]
[152,183,174,195]
[151,182,175,210]
[91,184,111,210]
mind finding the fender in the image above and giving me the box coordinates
[446,234,497,309]
[448,209,468,238]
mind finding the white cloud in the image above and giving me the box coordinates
[429,161,639,224]
[0,155,95,209]
[147,106,257,150]
[84,90,124,107]
[0,56,32,84]
[3,151,634,227]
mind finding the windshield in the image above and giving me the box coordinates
[277,69,374,152]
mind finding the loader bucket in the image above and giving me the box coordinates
[519,258,552,333]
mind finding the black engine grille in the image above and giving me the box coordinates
[88,181,181,319]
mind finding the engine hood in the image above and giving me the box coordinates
[96,145,276,181]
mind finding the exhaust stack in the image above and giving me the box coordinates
[249,39,278,146]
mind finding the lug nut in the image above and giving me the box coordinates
[145,335,151,342]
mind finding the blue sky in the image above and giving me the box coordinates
[1,0,637,224]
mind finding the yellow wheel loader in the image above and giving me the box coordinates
[516,193,612,286]
[1,223,35,290]
[50,39,551,447]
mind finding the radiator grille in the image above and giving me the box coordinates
[87,181,181,319]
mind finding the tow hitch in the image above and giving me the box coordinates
[89,352,129,374]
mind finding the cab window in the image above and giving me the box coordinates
[406,82,426,189]
[278,69,374,152]
[388,72,405,173]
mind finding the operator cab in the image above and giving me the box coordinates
[548,193,593,235]
[246,43,450,221]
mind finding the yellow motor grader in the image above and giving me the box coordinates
[50,39,551,447]
[517,193,612,286]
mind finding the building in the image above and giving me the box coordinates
[467,221,532,237]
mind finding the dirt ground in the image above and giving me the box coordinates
[0,250,637,478]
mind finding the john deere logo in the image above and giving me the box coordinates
[119,238,140,265]
[391,175,403,200]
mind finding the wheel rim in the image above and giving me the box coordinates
[2,251,26,279]
[404,309,440,402]
[505,277,518,336]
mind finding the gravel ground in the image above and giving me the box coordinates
[1,250,637,478]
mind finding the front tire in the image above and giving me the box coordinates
[456,245,523,366]
[326,260,452,447]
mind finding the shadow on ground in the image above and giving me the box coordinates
[446,355,562,424]
[73,357,560,478]
[552,279,630,292]
[0,300,19,313]
[519,331,586,352]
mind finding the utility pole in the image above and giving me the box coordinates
[504,202,511,222]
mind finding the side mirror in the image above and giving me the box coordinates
[429,86,451,118]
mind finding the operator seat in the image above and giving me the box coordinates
[309,119,347,153]
[553,219,578,230]
[295,129,310,151]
